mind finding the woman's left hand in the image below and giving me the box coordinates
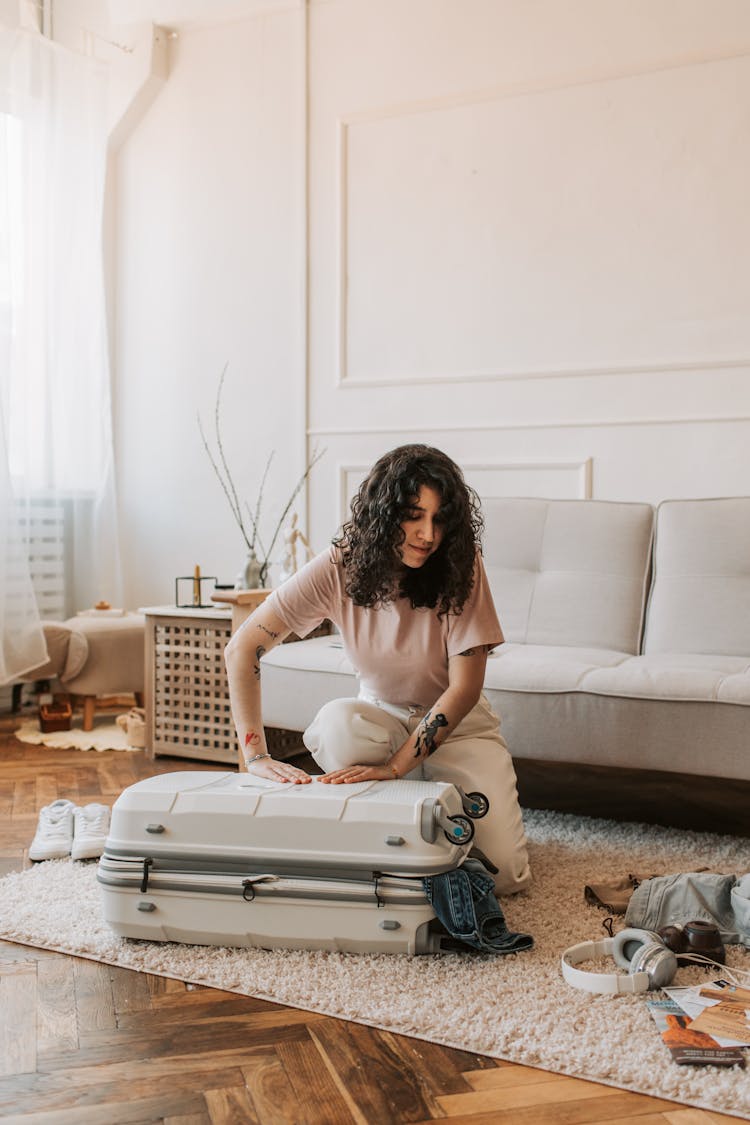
[320,763,395,784]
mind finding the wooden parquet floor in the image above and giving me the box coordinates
[0,713,741,1125]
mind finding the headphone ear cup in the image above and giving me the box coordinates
[611,928,663,969]
[629,941,679,990]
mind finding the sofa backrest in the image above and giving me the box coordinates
[481,498,654,654]
[643,497,750,656]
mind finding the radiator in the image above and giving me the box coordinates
[16,495,71,622]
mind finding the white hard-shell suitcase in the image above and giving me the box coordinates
[97,771,488,955]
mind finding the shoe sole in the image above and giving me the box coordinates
[29,847,72,861]
[71,844,106,860]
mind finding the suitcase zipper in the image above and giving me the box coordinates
[98,857,427,906]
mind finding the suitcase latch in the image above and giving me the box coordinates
[146,824,165,834]
[385,835,405,846]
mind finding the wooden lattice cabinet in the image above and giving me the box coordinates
[143,606,237,763]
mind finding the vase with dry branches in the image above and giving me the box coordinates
[198,365,324,588]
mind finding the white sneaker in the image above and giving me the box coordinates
[71,803,111,860]
[29,799,76,861]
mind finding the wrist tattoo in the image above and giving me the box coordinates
[244,730,261,748]
[253,644,266,680]
[414,709,448,758]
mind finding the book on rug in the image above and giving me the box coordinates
[647,998,746,1068]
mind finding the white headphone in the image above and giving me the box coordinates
[562,928,679,994]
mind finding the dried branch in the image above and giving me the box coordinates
[198,366,325,586]
[214,363,251,548]
[262,445,326,569]
[197,409,253,553]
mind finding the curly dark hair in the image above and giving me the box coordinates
[333,444,483,616]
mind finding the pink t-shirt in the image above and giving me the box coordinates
[266,546,503,708]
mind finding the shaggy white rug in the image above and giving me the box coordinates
[1,809,749,1119]
[14,717,136,752]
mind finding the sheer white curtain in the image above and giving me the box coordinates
[0,25,121,685]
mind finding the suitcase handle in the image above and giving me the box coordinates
[140,857,153,892]
[241,874,278,902]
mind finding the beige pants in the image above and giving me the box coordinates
[303,694,531,896]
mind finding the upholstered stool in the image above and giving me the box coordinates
[61,613,146,730]
[11,622,89,711]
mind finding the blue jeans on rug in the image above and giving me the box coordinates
[423,859,533,954]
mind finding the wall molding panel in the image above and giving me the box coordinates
[311,413,750,438]
[337,458,592,522]
[335,52,750,388]
[335,356,750,389]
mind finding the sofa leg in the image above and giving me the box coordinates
[82,696,96,731]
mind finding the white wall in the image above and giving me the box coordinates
[304,0,750,548]
[56,0,750,607]
[112,5,307,608]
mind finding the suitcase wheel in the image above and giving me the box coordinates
[464,791,490,819]
[444,814,475,845]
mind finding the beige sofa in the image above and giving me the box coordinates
[260,497,750,826]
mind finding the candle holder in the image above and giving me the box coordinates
[175,575,217,609]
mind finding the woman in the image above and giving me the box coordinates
[224,445,530,895]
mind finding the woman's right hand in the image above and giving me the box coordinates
[244,755,312,784]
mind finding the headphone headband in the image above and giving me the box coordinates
[561,938,652,994]
[563,923,738,995]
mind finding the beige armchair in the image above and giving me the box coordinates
[13,615,145,731]
[61,613,145,730]
[11,622,88,711]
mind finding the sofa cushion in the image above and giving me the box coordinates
[260,636,357,731]
[481,498,653,654]
[484,643,630,693]
[644,498,750,657]
[583,652,750,706]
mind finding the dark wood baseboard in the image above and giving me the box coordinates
[513,757,750,837]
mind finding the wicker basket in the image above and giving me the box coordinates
[39,697,72,733]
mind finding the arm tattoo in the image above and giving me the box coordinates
[259,625,279,640]
[459,647,477,657]
[414,709,449,758]
[253,645,266,680]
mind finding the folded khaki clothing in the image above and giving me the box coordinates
[584,873,659,914]
[585,867,713,915]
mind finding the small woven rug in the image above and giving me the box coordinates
[14,717,136,752]
[1,809,749,1118]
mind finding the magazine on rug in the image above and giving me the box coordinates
[647,998,746,1068]
[664,979,750,1048]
